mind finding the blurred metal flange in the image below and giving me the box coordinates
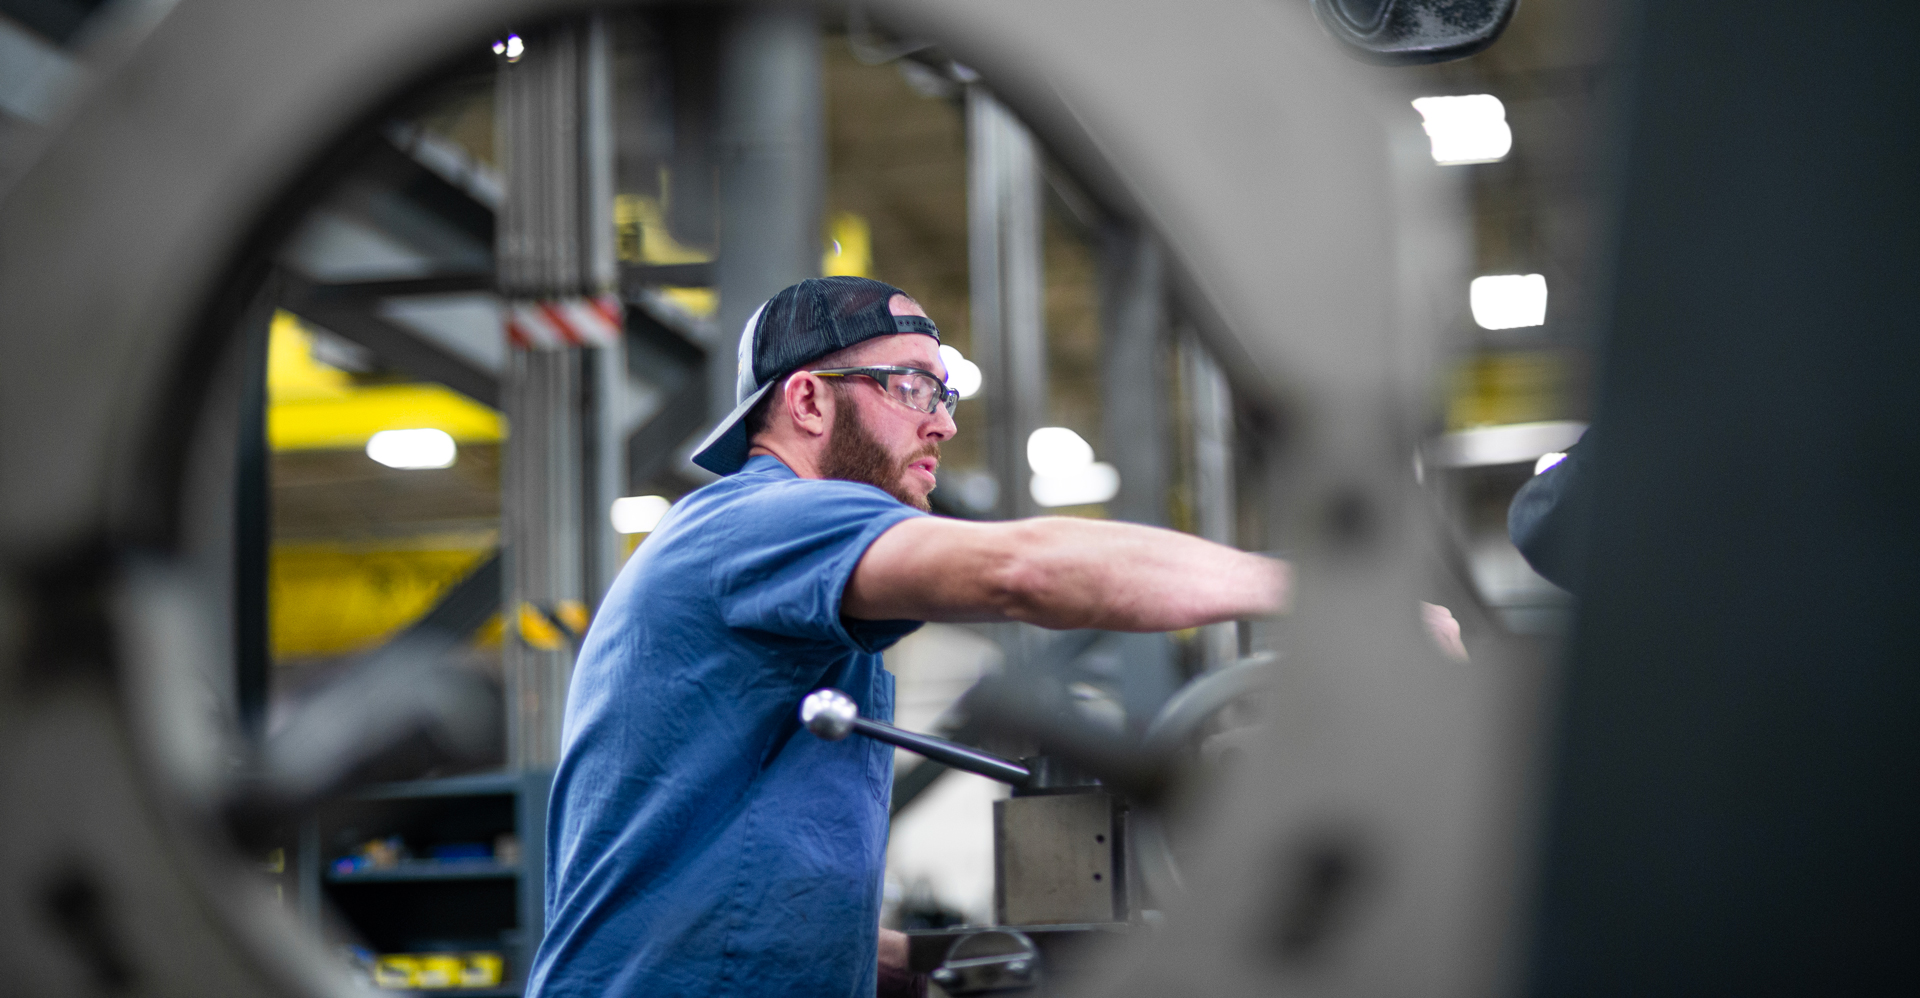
[0,1,1541,997]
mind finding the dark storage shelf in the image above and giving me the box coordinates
[353,771,529,801]
[327,860,521,883]
[294,769,553,998]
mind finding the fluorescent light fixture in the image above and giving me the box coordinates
[1026,426,1094,475]
[1411,94,1512,165]
[1428,420,1587,469]
[366,428,456,469]
[610,495,672,535]
[1470,273,1548,329]
[1032,463,1120,508]
[1534,451,1568,475]
[939,345,983,399]
[1026,427,1120,506]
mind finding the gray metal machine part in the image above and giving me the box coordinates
[1308,0,1519,65]
[0,1,1527,997]
[994,792,1127,927]
[931,929,1041,994]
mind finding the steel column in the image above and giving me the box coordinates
[1100,227,1178,719]
[711,7,824,423]
[1182,333,1239,670]
[1100,229,1169,528]
[966,87,1047,522]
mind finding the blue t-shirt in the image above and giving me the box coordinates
[527,455,926,998]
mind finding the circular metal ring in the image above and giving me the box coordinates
[0,2,1525,994]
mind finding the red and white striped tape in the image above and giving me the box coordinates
[505,294,623,350]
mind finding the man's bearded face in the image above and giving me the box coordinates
[819,383,938,512]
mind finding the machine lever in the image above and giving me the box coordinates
[801,688,1033,787]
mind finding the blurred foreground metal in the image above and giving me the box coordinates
[1,0,1502,994]
[11,0,1911,996]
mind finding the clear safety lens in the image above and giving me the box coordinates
[889,372,951,415]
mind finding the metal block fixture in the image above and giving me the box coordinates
[994,791,1128,926]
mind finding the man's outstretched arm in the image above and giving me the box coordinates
[844,516,1289,630]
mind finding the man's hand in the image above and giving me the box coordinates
[1421,601,1468,661]
[877,928,923,998]
[846,515,1289,631]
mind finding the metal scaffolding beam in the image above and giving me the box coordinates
[620,297,711,492]
[279,273,502,408]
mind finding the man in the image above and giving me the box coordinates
[528,276,1289,998]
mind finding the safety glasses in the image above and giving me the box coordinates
[808,366,960,417]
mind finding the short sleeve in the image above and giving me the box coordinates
[710,478,927,651]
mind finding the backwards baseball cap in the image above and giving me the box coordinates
[691,276,940,475]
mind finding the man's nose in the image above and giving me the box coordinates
[925,405,957,440]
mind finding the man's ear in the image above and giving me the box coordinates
[786,373,831,439]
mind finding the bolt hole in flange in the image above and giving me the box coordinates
[1258,832,1373,966]
[1321,487,1379,548]
[40,863,136,993]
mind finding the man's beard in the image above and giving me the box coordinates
[820,391,937,511]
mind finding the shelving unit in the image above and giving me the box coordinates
[295,770,553,995]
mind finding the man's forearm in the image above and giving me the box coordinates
[987,517,1287,631]
[846,515,1288,629]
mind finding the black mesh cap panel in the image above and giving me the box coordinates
[751,276,938,385]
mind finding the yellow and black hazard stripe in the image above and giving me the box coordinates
[514,600,591,651]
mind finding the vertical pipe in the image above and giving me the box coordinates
[502,351,584,771]
[1099,228,1177,719]
[579,16,617,299]
[1100,229,1168,528]
[966,88,1008,514]
[661,9,721,254]
[1002,118,1047,521]
[586,340,631,602]
[968,88,1048,669]
[712,7,824,423]
[579,15,625,602]
[966,87,1046,521]
[497,16,617,770]
[1183,334,1238,670]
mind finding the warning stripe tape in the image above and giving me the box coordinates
[505,294,623,350]
[515,600,592,652]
